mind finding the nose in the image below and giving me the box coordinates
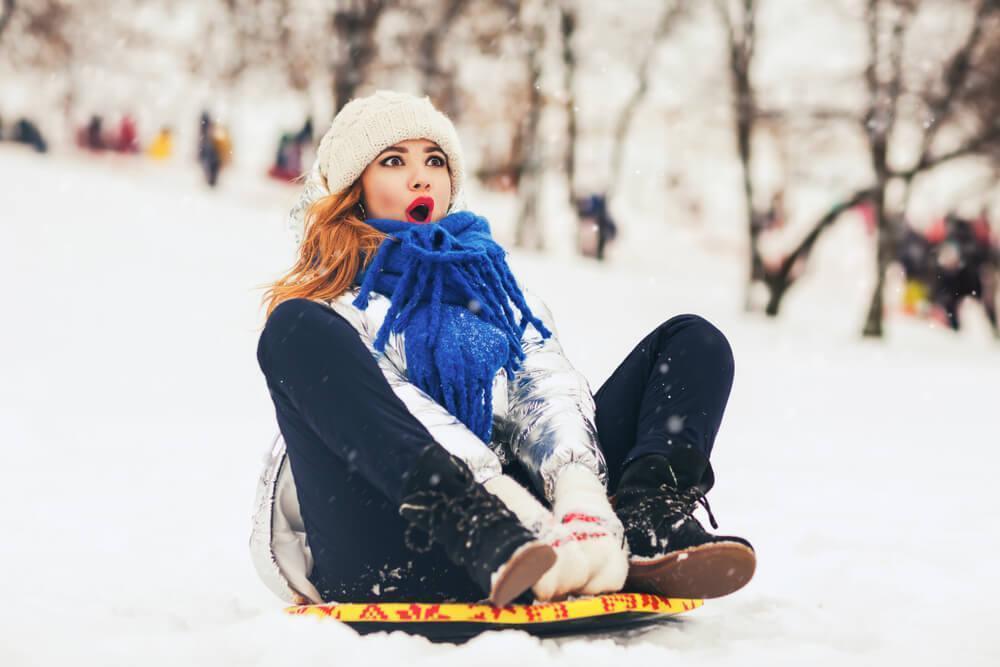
[408,166,431,191]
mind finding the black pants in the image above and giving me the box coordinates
[257,299,734,602]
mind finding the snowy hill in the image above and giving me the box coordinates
[2,145,998,666]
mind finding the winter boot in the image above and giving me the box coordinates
[398,444,557,606]
[613,453,756,599]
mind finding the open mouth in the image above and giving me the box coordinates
[405,197,435,223]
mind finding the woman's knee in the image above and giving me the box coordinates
[656,314,734,374]
[257,298,353,373]
[263,298,324,338]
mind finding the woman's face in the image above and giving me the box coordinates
[360,139,452,223]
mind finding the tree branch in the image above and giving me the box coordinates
[608,0,686,199]
[560,0,578,202]
[892,124,1000,179]
[863,0,879,139]
[885,5,908,134]
[770,187,876,286]
[742,0,755,65]
[920,0,994,151]
[419,0,466,84]
[908,0,996,178]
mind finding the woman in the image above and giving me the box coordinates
[251,90,755,607]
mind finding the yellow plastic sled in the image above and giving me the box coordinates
[286,592,703,641]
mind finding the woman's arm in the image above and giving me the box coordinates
[500,291,608,502]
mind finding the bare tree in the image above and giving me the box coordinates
[416,0,467,117]
[559,0,578,210]
[486,0,551,250]
[856,0,912,337]
[860,0,1000,337]
[759,0,1000,337]
[332,0,393,113]
[762,187,876,316]
[715,0,760,310]
[608,1,688,202]
[558,0,687,260]
[209,0,326,95]
[898,0,1000,207]
[0,0,96,120]
[0,0,73,69]
[451,0,545,208]
[513,1,546,250]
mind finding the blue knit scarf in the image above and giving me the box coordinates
[353,211,551,442]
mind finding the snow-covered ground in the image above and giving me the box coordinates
[2,145,998,666]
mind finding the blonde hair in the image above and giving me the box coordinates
[263,180,387,318]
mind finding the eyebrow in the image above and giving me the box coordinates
[379,145,446,155]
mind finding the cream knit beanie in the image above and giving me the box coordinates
[315,90,465,208]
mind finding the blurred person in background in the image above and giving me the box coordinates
[198,111,231,187]
[213,123,232,168]
[926,212,998,335]
[78,114,105,151]
[577,193,618,261]
[897,222,934,317]
[269,132,297,181]
[112,113,140,153]
[269,117,314,182]
[251,90,755,609]
[1,116,48,153]
[147,126,173,160]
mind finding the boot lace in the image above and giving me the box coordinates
[401,487,518,565]
[620,483,719,537]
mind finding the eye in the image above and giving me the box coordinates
[427,155,446,167]
[380,155,404,167]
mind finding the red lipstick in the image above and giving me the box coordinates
[405,196,435,223]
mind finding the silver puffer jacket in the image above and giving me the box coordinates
[250,166,607,604]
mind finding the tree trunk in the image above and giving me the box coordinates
[862,187,890,337]
[764,277,790,316]
[861,149,891,338]
[515,165,542,250]
[862,40,891,339]
[331,2,385,113]
[419,0,465,118]
[559,2,578,210]
[860,0,903,338]
[715,0,759,311]
[514,19,545,250]
[738,98,761,312]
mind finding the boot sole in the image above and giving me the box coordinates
[625,541,756,599]
[489,542,558,607]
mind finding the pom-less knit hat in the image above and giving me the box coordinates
[316,90,465,207]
